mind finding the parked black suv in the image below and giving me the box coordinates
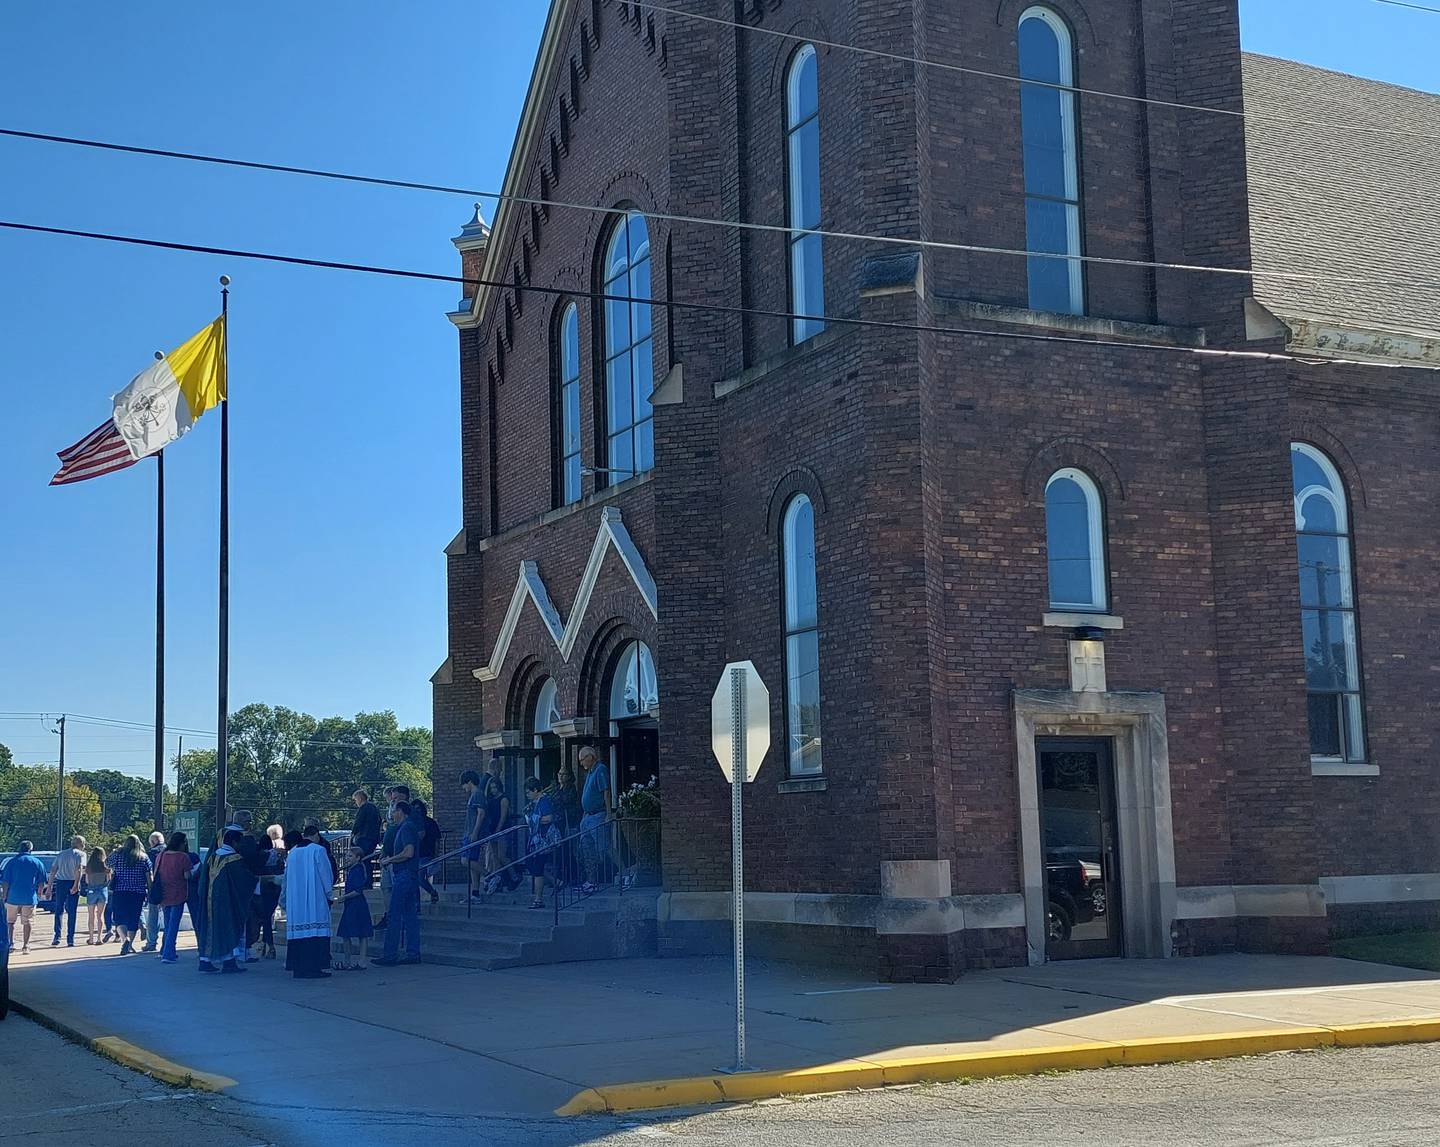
[1045,858,1103,943]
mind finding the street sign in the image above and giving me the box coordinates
[710,660,770,783]
[174,810,201,849]
[710,660,771,1074]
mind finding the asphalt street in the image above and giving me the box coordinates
[2,1016,1438,1146]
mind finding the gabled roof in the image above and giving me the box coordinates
[1242,53,1440,340]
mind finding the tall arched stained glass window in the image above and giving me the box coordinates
[1018,7,1084,315]
[786,44,825,344]
[556,302,582,506]
[1045,468,1107,611]
[782,495,822,776]
[602,211,655,482]
[1292,443,1366,762]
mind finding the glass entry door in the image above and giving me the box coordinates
[1037,738,1121,960]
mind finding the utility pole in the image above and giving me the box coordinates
[53,714,67,851]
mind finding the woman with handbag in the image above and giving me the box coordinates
[154,832,194,964]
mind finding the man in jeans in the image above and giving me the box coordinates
[141,831,165,952]
[47,835,86,947]
[373,801,421,966]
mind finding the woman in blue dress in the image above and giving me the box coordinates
[334,846,373,970]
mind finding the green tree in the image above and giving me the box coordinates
[70,768,168,836]
[173,705,431,834]
[0,741,13,771]
[0,764,102,847]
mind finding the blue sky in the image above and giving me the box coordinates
[1,1,1433,778]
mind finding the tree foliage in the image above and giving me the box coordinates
[176,705,432,835]
[0,766,105,849]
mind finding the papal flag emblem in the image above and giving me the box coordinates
[51,316,226,485]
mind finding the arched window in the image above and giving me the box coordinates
[786,43,825,344]
[782,495,822,776]
[532,678,561,740]
[1018,7,1084,315]
[602,211,655,483]
[555,303,582,506]
[609,640,659,721]
[1292,443,1366,762]
[1045,468,1107,611]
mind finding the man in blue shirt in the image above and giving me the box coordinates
[2,841,50,955]
[373,801,421,966]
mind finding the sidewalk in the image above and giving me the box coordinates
[8,939,1440,1117]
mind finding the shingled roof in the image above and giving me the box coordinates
[1242,53,1440,341]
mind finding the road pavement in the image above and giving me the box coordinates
[7,940,1440,1116]
[2,1014,1438,1145]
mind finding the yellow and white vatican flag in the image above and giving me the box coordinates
[111,316,227,460]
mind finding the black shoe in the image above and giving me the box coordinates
[220,960,247,973]
[120,941,134,956]
[199,962,218,974]
[51,938,61,947]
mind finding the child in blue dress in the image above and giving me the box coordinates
[334,846,373,970]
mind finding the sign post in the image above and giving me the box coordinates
[711,660,770,1074]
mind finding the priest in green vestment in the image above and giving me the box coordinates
[200,829,255,973]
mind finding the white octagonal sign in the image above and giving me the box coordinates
[711,660,771,783]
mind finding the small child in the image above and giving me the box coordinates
[334,846,374,970]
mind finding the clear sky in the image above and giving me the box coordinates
[1,0,1434,778]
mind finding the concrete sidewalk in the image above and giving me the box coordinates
[9,939,1440,1116]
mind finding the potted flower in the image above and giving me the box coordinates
[618,777,661,881]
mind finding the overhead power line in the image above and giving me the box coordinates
[2,127,1432,290]
[629,0,1436,142]
[3,218,1436,373]
[1371,0,1440,13]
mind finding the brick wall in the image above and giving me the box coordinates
[435,0,1438,974]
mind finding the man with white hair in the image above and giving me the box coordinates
[140,830,166,952]
[47,835,87,947]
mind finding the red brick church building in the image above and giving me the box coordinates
[431,0,1439,980]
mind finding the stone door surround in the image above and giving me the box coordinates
[1013,690,1178,964]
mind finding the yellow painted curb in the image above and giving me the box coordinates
[555,1020,1440,1116]
[1330,1017,1440,1048]
[10,998,235,1093]
[93,1037,238,1092]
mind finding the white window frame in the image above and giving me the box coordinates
[1291,442,1368,770]
[602,211,655,483]
[785,43,825,344]
[532,678,560,746]
[557,302,582,506]
[781,494,823,777]
[1045,467,1107,612]
[1018,6,1084,315]
[608,639,658,727]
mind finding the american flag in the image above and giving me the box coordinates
[50,419,138,486]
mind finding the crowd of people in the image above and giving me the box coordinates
[457,745,620,908]
[0,789,442,979]
[2,748,630,973]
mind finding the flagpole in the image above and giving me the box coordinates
[154,438,166,832]
[215,274,230,840]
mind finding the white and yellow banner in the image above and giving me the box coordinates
[112,316,227,460]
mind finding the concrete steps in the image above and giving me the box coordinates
[275,884,649,971]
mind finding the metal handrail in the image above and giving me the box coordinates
[421,822,527,919]
[461,815,660,926]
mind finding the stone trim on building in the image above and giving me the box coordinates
[471,507,657,683]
